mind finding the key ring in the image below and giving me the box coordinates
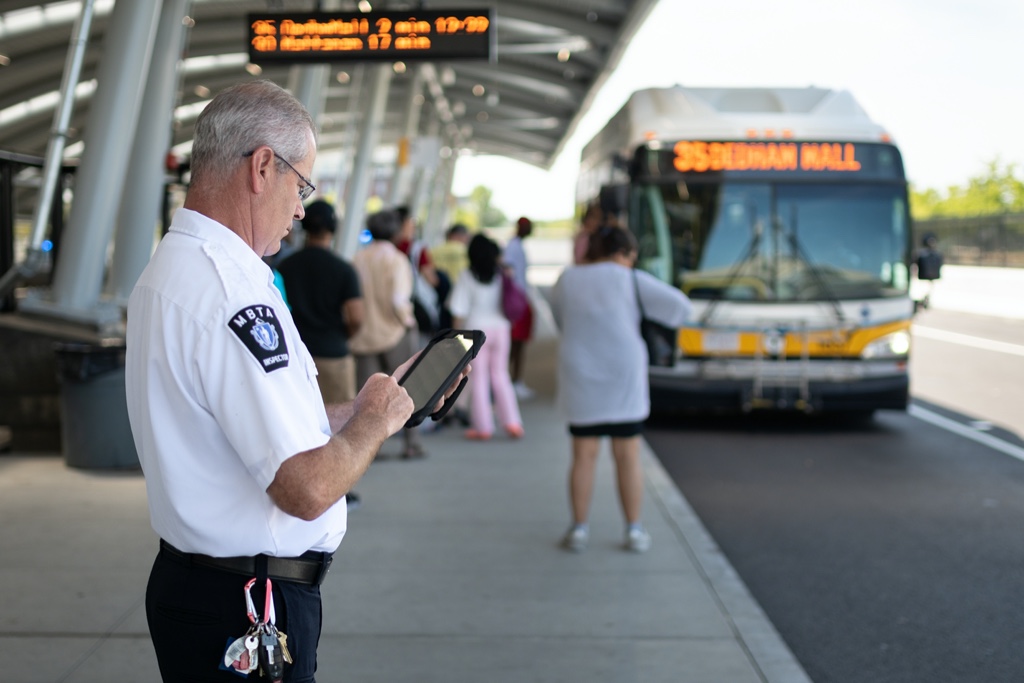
[244,577,276,627]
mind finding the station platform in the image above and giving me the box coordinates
[3,252,1022,682]
[0,332,810,683]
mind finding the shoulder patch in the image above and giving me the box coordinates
[227,305,290,373]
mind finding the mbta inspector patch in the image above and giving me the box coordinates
[228,305,289,372]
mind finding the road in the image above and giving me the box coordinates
[644,308,1024,683]
[910,307,1024,438]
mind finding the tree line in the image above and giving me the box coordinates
[911,159,1024,219]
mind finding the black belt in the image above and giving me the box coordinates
[159,540,333,586]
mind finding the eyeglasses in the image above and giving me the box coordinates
[243,149,316,201]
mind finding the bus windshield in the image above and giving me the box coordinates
[633,181,910,302]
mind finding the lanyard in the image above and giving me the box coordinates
[244,577,276,628]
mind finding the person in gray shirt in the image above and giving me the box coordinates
[550,226,692,553]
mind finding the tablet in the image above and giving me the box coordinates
[398,329,485,428]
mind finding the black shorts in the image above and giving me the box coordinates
[568,421,643,438]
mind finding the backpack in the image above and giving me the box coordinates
[916,249,943,281]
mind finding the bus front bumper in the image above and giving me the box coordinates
[649,358,909,413]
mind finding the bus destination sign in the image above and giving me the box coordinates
[247,10,495,64]
[638,141,905,181]
[673,141,862,173]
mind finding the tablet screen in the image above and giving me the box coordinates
[402,333,474,412]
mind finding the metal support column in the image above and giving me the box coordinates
[292,0,339,208]
[338,65,393,260]
[439,152,459,235]
[0,0,96,303]
[108,0,192,305]
[332,65,365,214]
[388,65,425,207]
[0,161,13,312]
[24,0,162,327]
[409,113,441,223]
[424,142,457,240]
[289,65,330,126]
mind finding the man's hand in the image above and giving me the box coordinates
[438,363,472,410]
[392,352,421,384]
[354,372,415,436]
[266,358,467,521]
[268,372,414,521]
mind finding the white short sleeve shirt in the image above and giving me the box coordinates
[447,272,509,331]
[126,209,345,557]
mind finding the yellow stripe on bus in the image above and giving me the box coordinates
[680,319,911,357]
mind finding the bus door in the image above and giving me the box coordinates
[631,184,673,283]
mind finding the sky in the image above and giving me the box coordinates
[452,0,1024,222]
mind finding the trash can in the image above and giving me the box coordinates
[54,341,139,469]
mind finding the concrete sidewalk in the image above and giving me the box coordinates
[0,335,810,683]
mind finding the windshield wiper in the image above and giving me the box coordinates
[699,201,762,326]
[779,205,846,324]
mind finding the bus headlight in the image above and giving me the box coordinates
[861,330,911,359]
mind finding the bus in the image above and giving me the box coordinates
[577,86,912,414]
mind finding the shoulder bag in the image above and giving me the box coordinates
[501,270,529,323]
[633,269,677,367]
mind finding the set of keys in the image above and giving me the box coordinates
[222,577,292,680]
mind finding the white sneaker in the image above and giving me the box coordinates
[561,526,589,552]
[625,526,651,553]
[514,382,535,400]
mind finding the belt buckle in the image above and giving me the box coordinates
[313,554,333,586]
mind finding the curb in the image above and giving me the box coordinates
[641,441,813,683]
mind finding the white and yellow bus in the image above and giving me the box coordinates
[578,86,912,414]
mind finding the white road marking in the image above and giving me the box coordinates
[912,325,1024,357]
[909,404,1024,463]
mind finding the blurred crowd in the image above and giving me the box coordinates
[267,202,537,458]
[267,198,693,555]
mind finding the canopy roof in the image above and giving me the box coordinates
[0,0,658,168]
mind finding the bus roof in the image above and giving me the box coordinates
[582,86,893,163]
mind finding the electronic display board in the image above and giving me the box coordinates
[247,9,495,63]
[635,142,905,181]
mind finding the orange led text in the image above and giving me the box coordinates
[673,141,861,173]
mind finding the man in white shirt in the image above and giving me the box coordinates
[125,80,464,680]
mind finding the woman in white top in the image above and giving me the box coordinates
[551,226,692,553]
[448,234,524,439]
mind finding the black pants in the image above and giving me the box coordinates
[146,548,322,682]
